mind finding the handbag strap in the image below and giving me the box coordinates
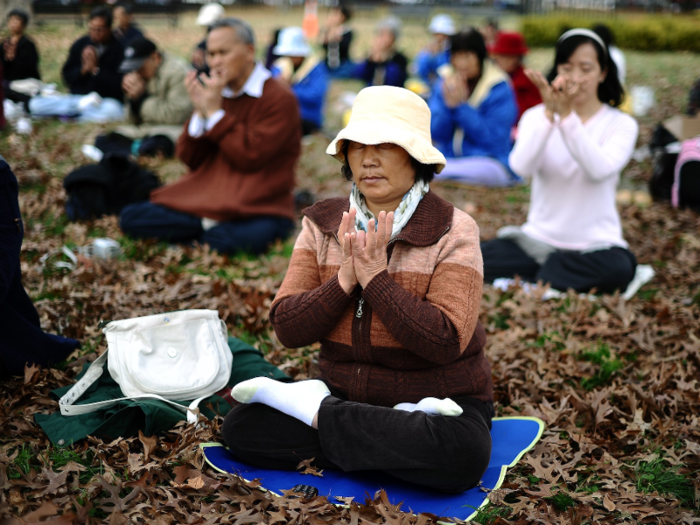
[58,350,206,424]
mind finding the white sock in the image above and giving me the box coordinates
[232,377,330,427]
[393,397,463,417]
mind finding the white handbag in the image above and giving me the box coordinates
[59,309,233,424]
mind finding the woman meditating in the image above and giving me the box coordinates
[223,86,494,493]
[481,29,638,294]
[429,28,518,187]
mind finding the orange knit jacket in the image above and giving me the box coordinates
[270,192,493,407]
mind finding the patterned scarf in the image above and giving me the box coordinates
[349,179,430,240]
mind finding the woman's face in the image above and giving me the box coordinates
[451,51,481,82]
[556,42,606,104]
[7,16,25,36]
[347,142,416,211]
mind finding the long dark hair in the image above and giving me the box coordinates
[546,33,624,108]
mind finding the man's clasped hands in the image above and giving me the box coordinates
[337,208,394,295]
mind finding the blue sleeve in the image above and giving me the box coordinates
[293,64,329,106]
[270,66,281,78]
[452,82,517,152]
[353,59,372,84]
[429,81,456,151]
[384,58,407,87]
[415,51,435,83]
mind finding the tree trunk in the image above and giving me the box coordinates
[1,0,33,25]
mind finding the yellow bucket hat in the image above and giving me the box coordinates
[326,86,447,174]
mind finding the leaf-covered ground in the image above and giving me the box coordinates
[1,8,700,524]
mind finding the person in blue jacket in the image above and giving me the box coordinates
[0,158,80,379]
[354,17,407,88]
[415,14,457,86]
[271,27,329,136]
[429,28,518,187]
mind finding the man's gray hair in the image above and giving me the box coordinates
[209,17,255,46]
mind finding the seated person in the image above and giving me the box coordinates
[191,3,224,74]
[271,27,329,136]
[415,14,456,85]
[429,29,518,187]
[482,29,638,294]
[480,17,499,49]
[489,31,541,125]
[113,3,145,46]
[108,37,192,150]
[120,18,301,255]
[29,7,124,122]
[2,9,40,105]
[223,86,494,494]
[319,4,354,78]
[354,17,407,88]
[1,158,79,379]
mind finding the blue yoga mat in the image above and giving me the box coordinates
[201,416,544,522]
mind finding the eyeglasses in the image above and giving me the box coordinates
[88,24,108,32]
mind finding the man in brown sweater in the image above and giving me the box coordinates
[120,18,301,255]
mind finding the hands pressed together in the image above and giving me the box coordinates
[524,69,580,122]
[81,46,98,75]
[184,69,226,119]
[441,74,469,109]
[122,72,146,100]
[337,208,394,295]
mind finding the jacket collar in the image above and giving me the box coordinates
[303,190,454,247]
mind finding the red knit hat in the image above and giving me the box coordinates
[488,32,529,56]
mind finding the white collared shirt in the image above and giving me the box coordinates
[188,62,272,137]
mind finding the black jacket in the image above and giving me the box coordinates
[1,35,40,81]
[61,34,124,100]
[0,158,79,377]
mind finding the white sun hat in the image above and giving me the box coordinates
[273,27,312,57]
[326,86,446,173]
[428,14,457,36]
[197,3,225,27]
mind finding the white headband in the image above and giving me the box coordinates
[558,28,607,57]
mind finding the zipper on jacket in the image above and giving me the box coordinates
[355,297,364,318]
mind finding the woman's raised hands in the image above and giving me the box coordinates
[524,69,580,122]
[351,211,394,288]
[337,209,358,295]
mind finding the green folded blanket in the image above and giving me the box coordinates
[35,337,290,445]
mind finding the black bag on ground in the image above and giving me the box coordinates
[95,132,175,159]
[648,123,679,203]
[63,155,161,221]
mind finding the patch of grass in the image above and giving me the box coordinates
[8,445,35,478]
[638,288,659,301]
[530,331,566,351]
[634,456,696,508]
[579,342,624,390]
[47,446,104,485]
[545,492,576,512]
[468,504,512,524]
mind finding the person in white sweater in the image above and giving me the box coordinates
[481,28,638,294]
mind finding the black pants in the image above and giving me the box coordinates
[222,393,493,494]
[481,238,637,294]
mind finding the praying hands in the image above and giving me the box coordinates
[184,68,226,119]
[525,69,581,122]
[338,209,394,294]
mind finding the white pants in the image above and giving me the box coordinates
[434,156,516,187]
[29,94,124,123]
